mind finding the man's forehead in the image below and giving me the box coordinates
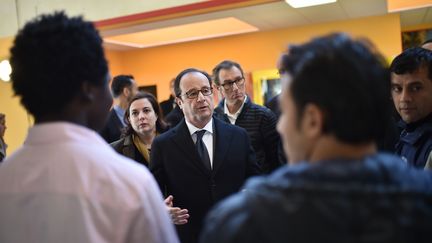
[181,72,209,87]
[391,69,430,84]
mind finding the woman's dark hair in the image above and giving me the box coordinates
[122,92,167,138]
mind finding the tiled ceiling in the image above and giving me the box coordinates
[100,0,432,50]
[1,0,432,51]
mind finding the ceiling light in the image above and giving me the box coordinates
[0,60,11,82]
[285,0,337,8]
[104,17,258,49]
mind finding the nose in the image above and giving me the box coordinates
[400,89,412,103]
[232,82,239,91]
[196,91,206,102]
[138,111,146,120]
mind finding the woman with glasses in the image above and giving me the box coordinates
[111,92,168,167]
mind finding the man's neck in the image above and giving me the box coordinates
[117,97,128,110]
[225,96,245,114]
[308,136,377,164]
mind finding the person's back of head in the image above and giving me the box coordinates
[10,11,111,131]
[111,75,135,98]
[422,38,432,50]
[279,33,391,146]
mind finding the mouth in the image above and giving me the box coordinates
[139,123,148,127]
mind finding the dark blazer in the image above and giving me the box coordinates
[165,106,184,128]
[160,95,176,117]
[100,109,124,143]
[150,117,261,243]
[214,97,282,173]
[110,135,148,167]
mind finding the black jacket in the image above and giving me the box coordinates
[150,117,261,243]
[100,109,123,143]
[214,97,282,173]
[200,153,432,243]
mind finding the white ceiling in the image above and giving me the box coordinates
[1,0,432,50]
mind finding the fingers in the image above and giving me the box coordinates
[168,207,190,225]
[164,195,173,207]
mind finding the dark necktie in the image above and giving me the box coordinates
[195,130,211,170]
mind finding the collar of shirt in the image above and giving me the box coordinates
[113,105,126,127]
[185,118,213,138]
[224,96,247,124]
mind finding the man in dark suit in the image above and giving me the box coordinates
[150,68,261,243]
[159,78,176,117]
[100,75,138,143]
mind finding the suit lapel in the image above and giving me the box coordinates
[212,118,232,175]
[171,120,211,176]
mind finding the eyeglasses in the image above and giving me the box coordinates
[179,87,213,99]
[220,77,245,90]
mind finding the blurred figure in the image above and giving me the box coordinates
[111,92,168,167]
[160,78,176,117]
[0,113,6,162]
[200,33,432,243]
[422,39,432,50]
[0,12,178,243]
[100,75,138,143]
[390,47,432,168]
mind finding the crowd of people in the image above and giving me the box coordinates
[0,11,432,243]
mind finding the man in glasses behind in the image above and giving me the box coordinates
[213,60,282,173]
[150,68,261,243]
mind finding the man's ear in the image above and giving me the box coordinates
[300,103,324,139]
[176,97,183,109]
[80,81,95,102]
[122,86,130,97]
[214,83,225,98]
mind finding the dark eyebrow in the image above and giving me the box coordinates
[223,76,242,83]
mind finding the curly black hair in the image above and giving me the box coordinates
[10,11,108,118]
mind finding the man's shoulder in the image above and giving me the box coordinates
[214,116,248,135]
[247,101,276,117]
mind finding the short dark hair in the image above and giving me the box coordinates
[390,47,432,80]
[111,75,135,98]
[10,12,108,118]
[174,68,212,97]
[212,60,244,86]
[279,33,391,144]
[123,92,167,137]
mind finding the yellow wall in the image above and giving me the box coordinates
[0,81,31,156]
[0,13,403,155]
[113,13,402,101]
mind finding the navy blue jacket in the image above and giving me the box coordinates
[150,117,261,243]
[396,114,432,168]
[200,153,432,243]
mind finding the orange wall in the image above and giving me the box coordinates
[106,13,402,102]
[0,13,402,155]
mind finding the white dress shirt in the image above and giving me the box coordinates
[224,96,247,124]
[0,122,179,243]
[185,118,214,168]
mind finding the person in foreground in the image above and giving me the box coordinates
[0,12,178,243]
[200,33,432,243]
